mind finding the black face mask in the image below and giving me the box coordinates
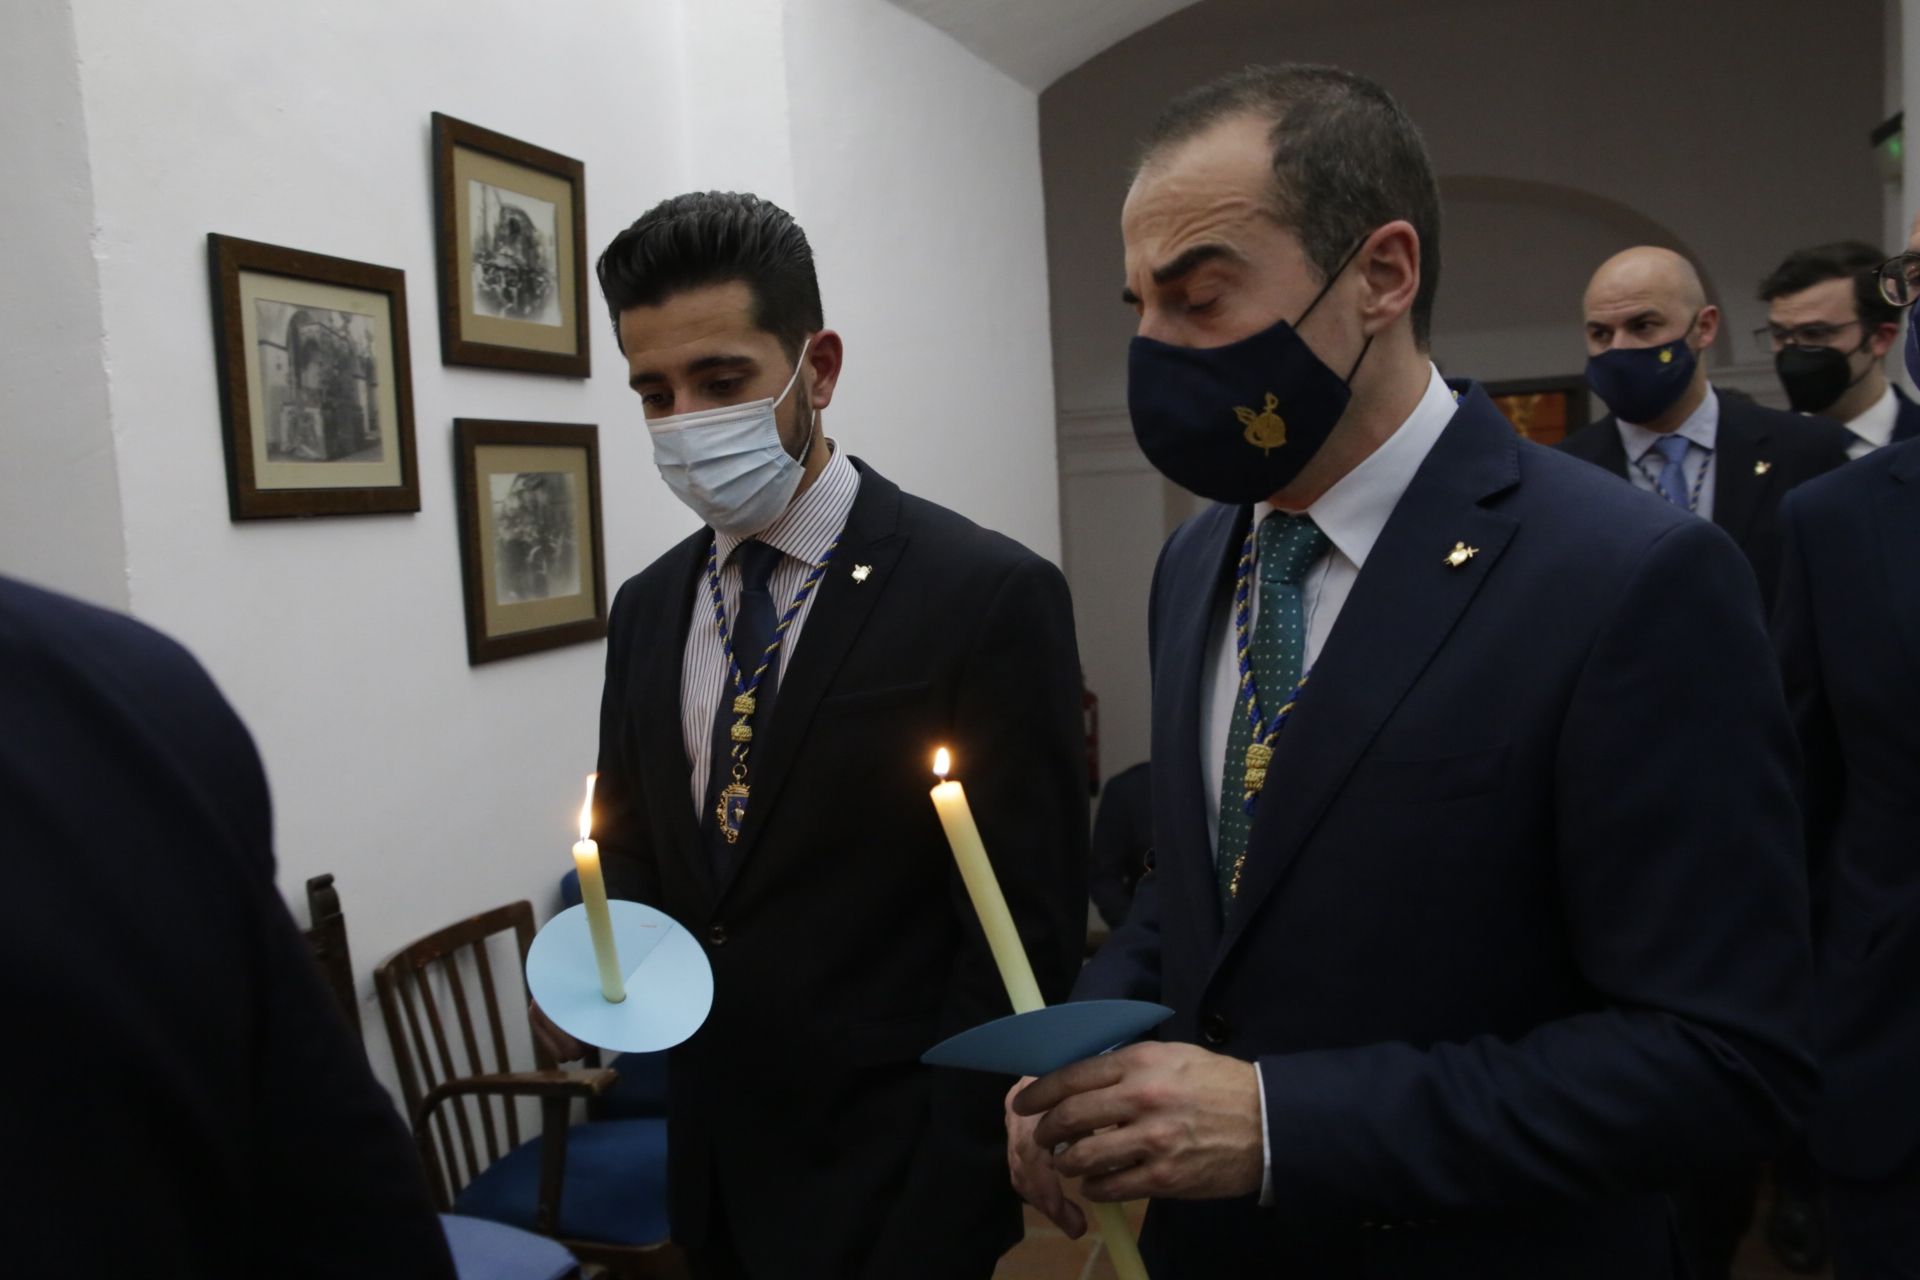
[1127,240,1371,504]
[1774,338,1872,414]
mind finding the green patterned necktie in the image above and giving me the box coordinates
[1217,512,1330,911]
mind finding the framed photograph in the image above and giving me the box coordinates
[207,234,420,519]
[432,113,590,378]
[1485,375,1591,448]
[455,419,608,664]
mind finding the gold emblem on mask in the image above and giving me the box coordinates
[1235,393,1288,453]
[1659,349,1674,364]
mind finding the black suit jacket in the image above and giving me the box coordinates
[0,577,453,1279]
[1774,438,1920,1182]
[1558,390,1851,606]
[594,461,1088,1278]
[1077,387,1814,1278]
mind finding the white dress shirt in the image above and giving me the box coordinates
[680,442,860,815]
[1839,384,1898,460]
[1615,388,1720,519]
[1194,364,1458,1205]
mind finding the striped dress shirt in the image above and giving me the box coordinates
[680,442,861,816]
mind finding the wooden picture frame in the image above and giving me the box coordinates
[1485,375,1592,448]
[432,113,591,378]
[455,419,608,664]
[207,233,421,520]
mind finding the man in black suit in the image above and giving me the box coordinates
[1773,235,1920,1274]
[1560,246,1852,607]
[533,192,1088,1279]
[1761,240,1920,460]
[0,575,454,1279]
[1005,65,1813,1278]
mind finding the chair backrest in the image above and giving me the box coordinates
[373,901,540,1208]
[301,873,363,1041]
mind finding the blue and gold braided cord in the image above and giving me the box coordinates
[704,537,841,780]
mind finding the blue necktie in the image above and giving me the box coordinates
[1216,513,1329,910]
[703,539,784,878]
[1650,433,1692,508]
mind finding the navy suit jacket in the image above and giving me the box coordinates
[0,577,453,1278]
[1077,387,1815,1278]
[1891,384,1920,447]
[1774,438,1920,1182]
[1558,391,1851,607]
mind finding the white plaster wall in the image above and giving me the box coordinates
[1044,0,1888,777]
[787,0,1064,562]
[63,0,688,1092]
[0,0,126,610]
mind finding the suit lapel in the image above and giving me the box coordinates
[637,535,715,901]
[1590,417,1631,479]
[1879,444,1920,668]
[1710,396,1770,548]
[1157,503,1249,953]
[1216,388,1522,964]
[715,463,909,900]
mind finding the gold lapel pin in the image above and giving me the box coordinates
[1753,460,1773,476]
[851,564,873,584]
[1444,541,1479,569]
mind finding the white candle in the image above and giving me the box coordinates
[572,774,626,1004]
[928,748,1149,1280]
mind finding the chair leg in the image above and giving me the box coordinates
[535,1095,572,1236]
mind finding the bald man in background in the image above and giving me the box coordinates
[1562,247,1852,607]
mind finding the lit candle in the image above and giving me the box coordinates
[572,774,626,1003]
[928,749,1148,1280]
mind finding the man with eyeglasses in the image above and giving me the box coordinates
[1769,218,1920,1280]
[1760,241,1920,460]
[1562,246,1853,608]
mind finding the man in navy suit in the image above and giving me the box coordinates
[1761,240,1920,460]
[1561,247,1852,609]
[1771,218,1920,1280]
[1005,65,1814,1278]
[0,575,454,1279]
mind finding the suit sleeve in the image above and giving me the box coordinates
[1254,518,1816,1218]
[1772,491,1842,932]
[862,554,1089,1278]
[595,580,663,908]
[1073,534,1175,1004]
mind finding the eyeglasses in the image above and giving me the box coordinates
[1877,252,1920,307]
[1752,319,1862,356]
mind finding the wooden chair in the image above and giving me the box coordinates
[373,900,681,1278]
[301,877,586,1280]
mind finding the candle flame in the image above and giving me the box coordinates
[933,747,951,779]
[578,773,598,842]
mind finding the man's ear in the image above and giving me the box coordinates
[1357,220,1419,337]
[1694,304,1721,350]
[804,330,845,410]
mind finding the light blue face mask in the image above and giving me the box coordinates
[647,340,812,537]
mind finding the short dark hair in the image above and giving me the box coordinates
[1137,65,1443,347]
[596,191,824,357]
[1758,240,1899,330]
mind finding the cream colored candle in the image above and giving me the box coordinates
[572,774,626,1004]
[928,749,1149,1280]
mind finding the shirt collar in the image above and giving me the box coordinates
[1618,385,1720,463]
[1844,383,1898,449]
[1256,362,1456,572]
[713,440,860,569]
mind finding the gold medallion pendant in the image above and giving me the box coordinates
[1243,741,1274,793]
[716,776,751,844]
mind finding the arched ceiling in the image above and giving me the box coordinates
[884,0,1201,90]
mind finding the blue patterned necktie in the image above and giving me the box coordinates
[1650,433,1692,508]
[703,539,784,878]
[1217,512,1329,910]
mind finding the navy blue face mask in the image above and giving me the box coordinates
[1127,242,1372,504]
[1585,316,1699,425]
[1905,316,1920,389]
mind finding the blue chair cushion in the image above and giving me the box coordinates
[439,1214,578,1280]
[454,1118,670,1248]
[598,1051,670,1120]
